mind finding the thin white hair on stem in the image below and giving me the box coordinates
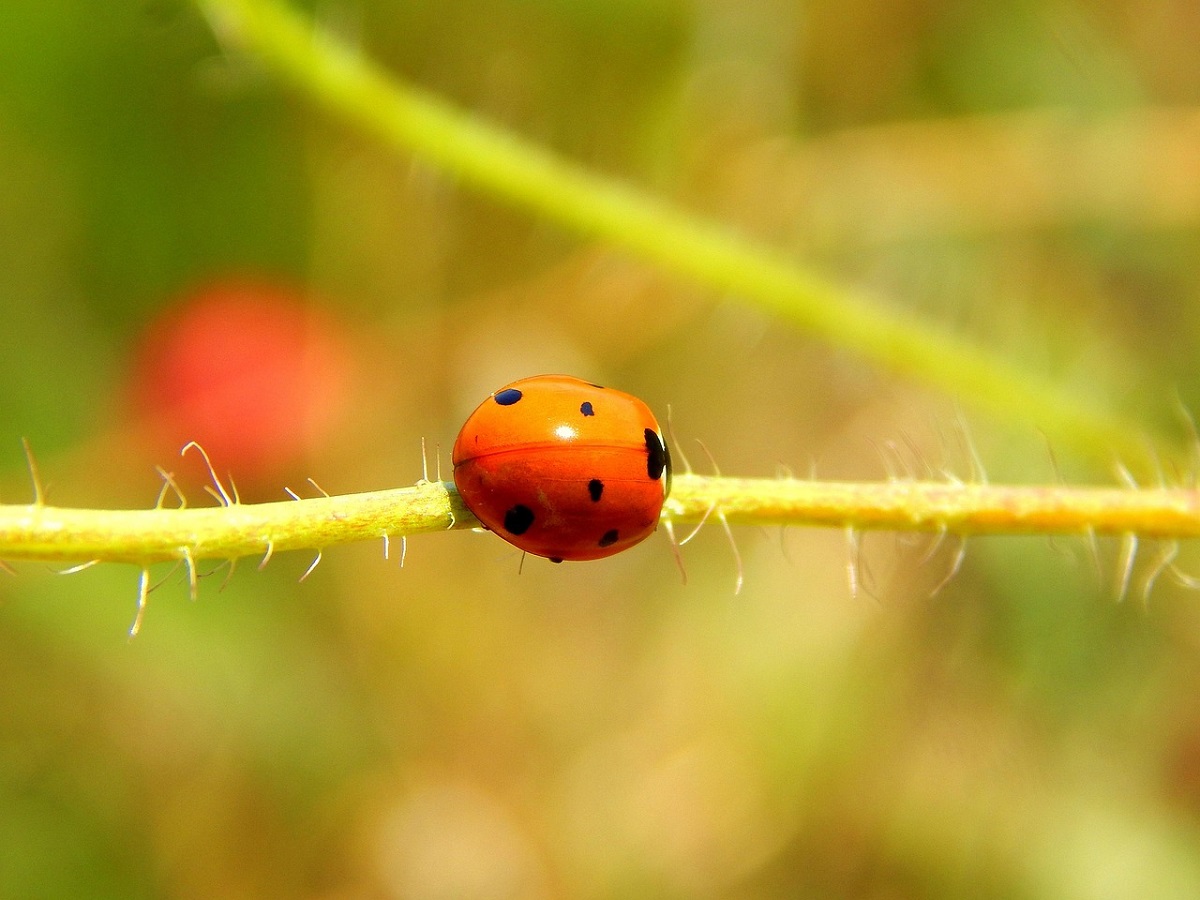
[690,441,721,478]
[1140,541,1178,607]
[677,502,715,546]
[21,437,46,506]
[1039,429,1064,485]
[894,527,926,550]
[226,474,242,506]
[154,466,187,509]
[419,437,446,484]
[181,441,234,506]
[692,439,743,595]
[307,477,331,498]
[259,540,276,571]
[902,431,936,481]
[661,516,688,586]
[217,561,237,595]
[845,526,861,600]
[1169,560,1200,590]
[869,439,900,483]
[934,406,977,486]
[897,434,922,481]
[1113,460,1138,490]
[939,468,965,488]
[56,559,100,575]
[129,568,151,639]
[181,546,198,602]
[1172,390,1200,489]
[953,405,989,486]
[854,530,883,603]
[665,404,693,475]
[0,559,16,576]
[1115,533,1138,604]
[776,526,794,566]
[929,536,967,598]
[299,550,323,582]
[667,448,720,554]
[1045,532,1078,562]
[919,523,948,566]
[866,439,887,481]
[379,530,409,567]
[283,486,303,501]
[719,508,743,595]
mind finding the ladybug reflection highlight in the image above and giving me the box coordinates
[452,375,671,562]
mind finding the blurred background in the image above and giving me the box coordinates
[4,0,1200,896]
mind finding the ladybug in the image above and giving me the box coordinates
[452,374,671,562]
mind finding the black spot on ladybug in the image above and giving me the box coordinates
[504,504,535,535]
[580,401,595,417]
[645,429,668,481]
[598,529,619,548]
[550,557,563,564]
[588,479,604,502]
[494,388,523,406]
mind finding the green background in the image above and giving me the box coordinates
[4,0,1200,896]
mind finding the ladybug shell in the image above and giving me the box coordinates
[452,374,671,562]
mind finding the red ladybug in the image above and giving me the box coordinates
[452,375,671,562]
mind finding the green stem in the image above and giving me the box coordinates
[1,475,1196,568]
[667,475,1200,538]
[0,482,469,565]
[196,0,1161,469]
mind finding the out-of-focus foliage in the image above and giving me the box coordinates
[3,0,1200,896]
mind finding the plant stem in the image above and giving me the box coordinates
[0,482,470,565]
[194,0,1161,470]
[666,475,1200,538]
[1,475,1196,567]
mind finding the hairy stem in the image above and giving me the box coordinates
[0,482,469,565]
[666,475,1200,538]
[1,475,1196,567]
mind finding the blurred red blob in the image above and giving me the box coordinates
[130,278,355,492]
